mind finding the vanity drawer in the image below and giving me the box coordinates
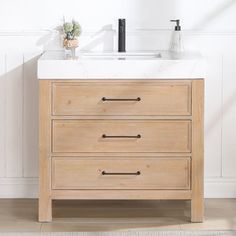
[52,157,191,190]
[52,120,191,153]
[52,82,191,116]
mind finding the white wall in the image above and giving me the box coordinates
[1,0,236,198]
[1,0,236,31]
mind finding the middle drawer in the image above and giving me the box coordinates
[52,120,191,153]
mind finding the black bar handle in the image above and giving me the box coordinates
[102,134,141,139]
[102,171,141,176]
[102,97,141,102]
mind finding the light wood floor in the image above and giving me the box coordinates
[0,199,235,232]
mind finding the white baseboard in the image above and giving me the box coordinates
[0,177,236,198]
[204,177,236,198]
[0,178,38,198]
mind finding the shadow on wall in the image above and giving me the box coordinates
[123,0,178,51]
[193,0,236,30]
[205,91,236,135]
[23,55,40,179]
[0,63,25,178]
[0,54,40,182]
[36,25,115,52]
[79,25,115,52]
[34,0,178,52]
[36,30,64,51]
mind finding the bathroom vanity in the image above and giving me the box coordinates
[38,51,205,222]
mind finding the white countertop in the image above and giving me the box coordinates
[37,50,206,79]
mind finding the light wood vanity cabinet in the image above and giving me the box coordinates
[39,80,204,223]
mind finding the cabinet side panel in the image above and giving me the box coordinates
[191,79,204,222]
[39,80,52,222]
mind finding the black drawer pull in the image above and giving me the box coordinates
[102,134,141,139]
[102,97,141,102]
[102,171,141,176]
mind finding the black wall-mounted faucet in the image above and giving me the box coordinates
[118,19,126,52]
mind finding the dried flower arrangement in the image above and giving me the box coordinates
[61,20,82,50]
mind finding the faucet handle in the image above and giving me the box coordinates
[119,19,126,25]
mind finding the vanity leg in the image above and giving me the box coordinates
[39,196,52,222]
[191,196,204,223]
[39,80,52,222]
[191,80,204,223]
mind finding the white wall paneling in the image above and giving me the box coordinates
[205,177,236,198]
[0,54,6,178]
[5,53,24,177]
[203,54,223,178]
[0,31,235,197]
[1,0,236,197]
[0,177,38,198]
[0,50,41,197]
[222,54,236,177]
[23,53,40,178]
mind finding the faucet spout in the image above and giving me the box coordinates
[118,19,126,52]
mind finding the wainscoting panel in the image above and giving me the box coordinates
[0,53,6,178]
[23,52,40,178]
[204,53,223,177]
[5,53,24,177]
[0,31,236,197]
[222,53,236,177]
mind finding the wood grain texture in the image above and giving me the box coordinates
[52,190,192,200]
[51,152,192,157]
[191,79,204,222]
[52,157,191,190]
[52,120,191,153]
[51,115,192,120]
[39,80,52,222]
[52,81,191,116]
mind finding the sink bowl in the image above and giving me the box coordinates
[77,52,162,60]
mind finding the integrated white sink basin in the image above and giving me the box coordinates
[38,50,206,79]
[77,52,162,60]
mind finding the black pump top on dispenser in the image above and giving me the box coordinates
[170,19,181,31]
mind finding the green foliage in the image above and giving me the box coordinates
[63,20,82,39]
[63,22,73,33]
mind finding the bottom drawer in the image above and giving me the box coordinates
[52,157,190,190]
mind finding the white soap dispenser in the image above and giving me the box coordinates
[170,19,184,53]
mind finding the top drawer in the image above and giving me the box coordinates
[52,82,191,116]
